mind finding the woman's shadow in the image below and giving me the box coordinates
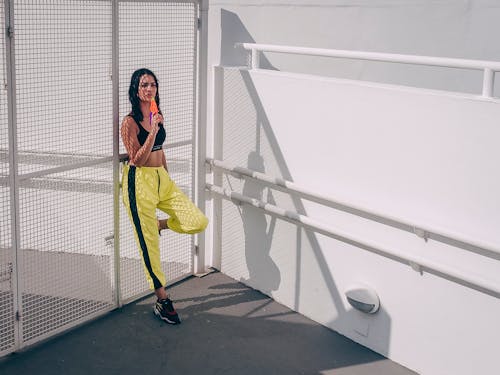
[240,151,281,294]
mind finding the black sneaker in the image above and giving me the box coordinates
[154,298,181,324]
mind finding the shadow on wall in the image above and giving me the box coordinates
[217,10,393,365]
[240,151,280,293]
[221,9,277,70]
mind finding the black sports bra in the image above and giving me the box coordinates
[133,116,166,152]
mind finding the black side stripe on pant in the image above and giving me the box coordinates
[128,166,163,289]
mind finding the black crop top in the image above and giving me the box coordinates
[133,116,166,152]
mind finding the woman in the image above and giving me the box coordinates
[121,68,208,324]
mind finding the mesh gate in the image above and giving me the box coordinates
[0,0,199,355]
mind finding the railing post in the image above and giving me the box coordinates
[482,68,494,98]
[251,48,260,69]
[194,0,209,275]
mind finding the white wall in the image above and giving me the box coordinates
[211,66,500,375]
[205,2,500,374]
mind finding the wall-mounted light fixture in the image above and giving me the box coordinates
[345,285,380,314]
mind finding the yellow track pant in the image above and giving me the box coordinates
[122,165,208,290]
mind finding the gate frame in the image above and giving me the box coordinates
[4,0,23,354]
[1,0,207,355]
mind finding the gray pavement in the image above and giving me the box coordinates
[0,272,416,375]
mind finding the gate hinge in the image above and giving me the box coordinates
[197,18,201,29]
[15,311,21,321]
[104,233,114,247]
[6,26,14,38]
[205,162,212,173]
[194,245,199,255]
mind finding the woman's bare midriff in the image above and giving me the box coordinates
[141,150,164,167]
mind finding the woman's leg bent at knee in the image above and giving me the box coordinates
[157,173,208,234]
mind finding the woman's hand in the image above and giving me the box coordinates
[150,113,163,135]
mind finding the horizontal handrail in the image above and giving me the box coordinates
[236,43,500,71]
[207,183,500,299]
[236,42,500,98]
[207,158,500,261]
[18,157,114,181]
[4,140,194,180]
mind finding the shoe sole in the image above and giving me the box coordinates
[154,305,181,325]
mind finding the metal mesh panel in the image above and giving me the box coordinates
[0,1,8,176]
[0,0,199,353]
[0,193,15,355]
[0,0,9,180]
[119,1,196,152]
[12,0,114,345]
[118,1,196,301]
[14,0,113,176]
[19,163,114,343]
[0,0,15,355]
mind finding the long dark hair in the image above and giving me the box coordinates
[128,68,161,122]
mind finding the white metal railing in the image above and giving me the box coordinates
[236,43,500,98]
[207,158,500,261]
[206,159,500,299]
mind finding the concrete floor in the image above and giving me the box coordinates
[0,272,416,375]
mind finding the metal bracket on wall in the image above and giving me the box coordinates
[409,261,423,274]
[413,227,428,242]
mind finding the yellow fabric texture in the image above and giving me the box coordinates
[122,164,208,290]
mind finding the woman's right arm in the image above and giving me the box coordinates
[120,116,156,166]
